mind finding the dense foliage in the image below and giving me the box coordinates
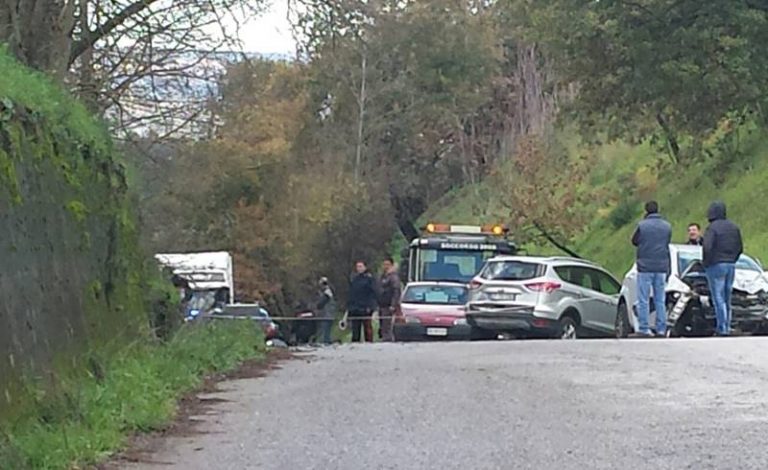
[135,0,768,306]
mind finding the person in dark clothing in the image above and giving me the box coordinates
[702,201,743,336]
[315,277,336,345]
[348,261,377,342]
[631,201,672,336]
[686,223,703,246]
[377,257,402,342]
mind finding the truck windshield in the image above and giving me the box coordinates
[418,249,495,283]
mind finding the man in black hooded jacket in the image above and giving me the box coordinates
[702,201,743,336]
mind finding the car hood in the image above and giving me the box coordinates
[401,303,465,318]
[668,269,768,295]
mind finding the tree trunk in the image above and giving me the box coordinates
[77,0,98,111]
[354,47,367,184]
[388,184,420,242]
[0,0,75,78]
[656,112,680,164]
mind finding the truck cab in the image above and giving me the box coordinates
[402,224,517,284]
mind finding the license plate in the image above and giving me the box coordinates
[490,293,517,301]
[426,327,448,336]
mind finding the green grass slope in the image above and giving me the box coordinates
[418,128,768,278]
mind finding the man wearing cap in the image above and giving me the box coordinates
[315,277,336,345]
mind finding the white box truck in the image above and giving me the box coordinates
[154,251,234,303]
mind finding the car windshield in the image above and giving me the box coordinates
[402,285,468,305]
[481,260,544,281]
[678,251,762,273]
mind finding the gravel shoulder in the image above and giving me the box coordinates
[123,338,768,470]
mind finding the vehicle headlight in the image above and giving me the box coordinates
[453,318,467,326]
[405,316,421,324]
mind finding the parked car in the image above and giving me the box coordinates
[393,282,474,341]
[220,303,281,340]
[466,256,621,339]
[616,244,768,337]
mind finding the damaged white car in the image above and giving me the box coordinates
[615,244,768,337]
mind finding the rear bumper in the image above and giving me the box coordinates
[465,306,557,334]
[393,323,472,341]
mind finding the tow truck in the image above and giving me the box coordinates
[401,223,517,284]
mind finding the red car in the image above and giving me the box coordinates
[393,282,477,341]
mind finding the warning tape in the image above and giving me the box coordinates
[203,313,399,322]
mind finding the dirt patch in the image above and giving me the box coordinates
[95,348,295,469]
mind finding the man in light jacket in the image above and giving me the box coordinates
[316,277,336,345]
[702,201,743,336]
[631,201,672,336]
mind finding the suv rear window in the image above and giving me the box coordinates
[481,260,545,281]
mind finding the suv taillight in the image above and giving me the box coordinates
[469,279,483,290]
[525,281,561,293]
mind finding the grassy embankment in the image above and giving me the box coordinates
[421,127,768,278]
[0,48,266,469]
[0,322,264,470]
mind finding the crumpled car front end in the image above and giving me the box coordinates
[665,262,768,336]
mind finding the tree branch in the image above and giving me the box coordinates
[69,0,160,67]
[531,220,582,258]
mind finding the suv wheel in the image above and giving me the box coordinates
[615,302,630,338]
[558,316,578,340]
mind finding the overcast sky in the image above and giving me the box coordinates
[238,1,296,55]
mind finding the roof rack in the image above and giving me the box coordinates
[543,256,602,267]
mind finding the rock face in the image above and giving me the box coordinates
[0,51,147,416]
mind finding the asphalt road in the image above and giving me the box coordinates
[128,338,768,470]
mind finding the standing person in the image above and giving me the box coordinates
[687,223,703,245]
[631,201,672,337]
[378,257,402,342]
[315,277,336,345]
[702,201,743,336]
[348,261,377,342]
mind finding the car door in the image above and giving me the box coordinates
[590,269,622,333]
[553,265,601,330]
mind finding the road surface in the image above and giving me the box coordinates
[128,338,768,469]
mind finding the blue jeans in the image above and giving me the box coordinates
[319,319,333,344]
[706,263,736,335]
[636,272,667,334]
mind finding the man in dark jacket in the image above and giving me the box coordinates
[377,257,402,342]
[348,261,377,342]
[631,201,672,336]
[702,201,743,336]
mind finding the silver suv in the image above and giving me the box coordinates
[465,256,621,339]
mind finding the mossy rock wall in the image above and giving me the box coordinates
[0,50,147,416]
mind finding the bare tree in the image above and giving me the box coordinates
[1,0,267,140]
